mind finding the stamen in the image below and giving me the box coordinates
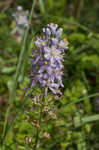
[44,61,48,65]
[42,41,46,46]
[51,51,55,55]
[64,38,69,46]
[46,83,49,87]
[59,72,63,75]
[53,69,56,73]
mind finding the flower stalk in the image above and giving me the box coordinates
[27,23,68,150]
[34,90,45,150]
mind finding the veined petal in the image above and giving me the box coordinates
[50,83,59,88]
[44,47,50,52]
[38,66,46,73]
[34,56,40,64]
[52,38,58,45]
[43,74,48,79]
[49,87,56,94]
[56,28,63,38]
[47,67,52,74]
[30,80,35,88]
[39,80,46,87]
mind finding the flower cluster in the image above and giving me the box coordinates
[12,6,29,40]
[29,23,68,96]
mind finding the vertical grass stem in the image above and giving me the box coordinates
[2,0,36,143]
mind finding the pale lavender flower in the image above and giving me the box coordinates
[28,23,68,96]
[12,6,29,41]
[12,6,29,27]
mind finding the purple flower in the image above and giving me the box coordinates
[51,38,58,46]
[47,23,58,34]
[56,28,63,38]
[58,40,68,50]
[28,23,68,96]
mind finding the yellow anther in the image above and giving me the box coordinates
[53,69,56,73]
[59,42,64,47]
[46,83,49,87]
[51,51,55,55]
[35,74,39,78]
[59,72,63,75]
[36,40,39,43]
[59,39,69,47]
[64,38,69,46]
[42,41,46,46]
[44,61,48,65]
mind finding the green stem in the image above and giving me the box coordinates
[75,0,84,21]
[34,92,45,150]
[2,0,36,145]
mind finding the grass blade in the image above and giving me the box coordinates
[2,0,36,142]
[65,93,99,108]
[39,0,45,14]
[74,114,99,128]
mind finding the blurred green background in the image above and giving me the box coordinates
[0,0,99,149]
